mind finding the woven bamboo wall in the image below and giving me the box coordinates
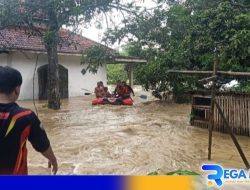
[190,92,250,136]
[214,93,250,136]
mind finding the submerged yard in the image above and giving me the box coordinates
[18,96,250,175]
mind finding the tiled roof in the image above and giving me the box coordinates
[0,26,103,54]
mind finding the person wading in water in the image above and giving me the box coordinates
[0,66,58,175]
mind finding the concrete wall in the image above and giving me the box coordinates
[0,53,8,65]
[59,55,107,97]
[0,51,107,100]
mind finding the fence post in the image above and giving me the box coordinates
[208,49,219,160]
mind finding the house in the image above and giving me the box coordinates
[0,26,108,100]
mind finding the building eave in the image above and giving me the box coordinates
[2,49,83,57]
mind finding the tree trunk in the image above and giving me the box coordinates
[46,4,60,110]
[46,35,60,110]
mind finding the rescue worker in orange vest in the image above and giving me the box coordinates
[122,81,135,97]
[117,81,135,99]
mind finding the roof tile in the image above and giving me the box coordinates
[0,26,100,54]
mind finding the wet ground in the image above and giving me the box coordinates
[17,94,250,177]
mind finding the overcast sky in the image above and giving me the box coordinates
[79,0,157,49]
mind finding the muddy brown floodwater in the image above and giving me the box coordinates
[18,96,250,175]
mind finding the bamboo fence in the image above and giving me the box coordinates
[191,92,250,136]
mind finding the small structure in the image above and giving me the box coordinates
[191,92,250,136]
[111,55,147,87]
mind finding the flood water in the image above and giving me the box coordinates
[17,94,250,176]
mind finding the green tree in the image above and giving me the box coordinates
[0,0,139,109]
[107,64,127,84]
[106,0,250,101]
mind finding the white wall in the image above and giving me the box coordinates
[0,51,107,100]
[59,55,107,97]
[2,52,48,100]
[0,53,8,66]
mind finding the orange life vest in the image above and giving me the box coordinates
[119,86,129,95]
